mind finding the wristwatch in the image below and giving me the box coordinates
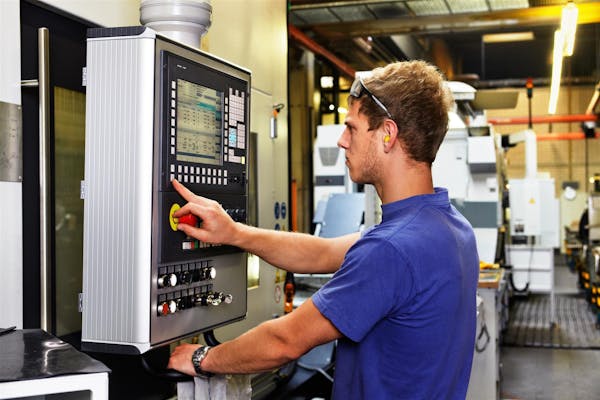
[191,345,213,377]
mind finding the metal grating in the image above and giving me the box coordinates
[293,8,341,25]
[368,2,410,19]
[406,0,450,16]
[503,294,600,349]
[330,5,376,21]
[447,0,489,13]
[488,0,530,11]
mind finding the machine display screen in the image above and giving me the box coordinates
[176,79,223,166]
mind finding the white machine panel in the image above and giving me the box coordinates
[82,27,250,354]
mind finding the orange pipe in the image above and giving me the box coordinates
[535,132,599,141]
[488,114,597,125]
[289,24,356,79]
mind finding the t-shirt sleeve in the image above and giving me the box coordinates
[312,236,415,342]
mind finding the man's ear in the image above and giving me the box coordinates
[382,119,398,153]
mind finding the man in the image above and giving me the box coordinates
[168,60,479,399]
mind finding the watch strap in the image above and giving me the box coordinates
[191,345,213,377]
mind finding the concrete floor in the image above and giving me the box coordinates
[500,256,600,400]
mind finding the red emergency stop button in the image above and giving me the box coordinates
[178,213,198,227]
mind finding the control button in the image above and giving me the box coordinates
[158,300,177,316]
[195,293,210,307]
[178,213,197,227]
[158,302,169,316]
[202,267,216,280]
[217,292,233,304]
[169,203,181,231]
[207,293,221,306]
[158,273,178,288]
[168,300,177,314]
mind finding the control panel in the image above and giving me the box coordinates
[82,27,250,354]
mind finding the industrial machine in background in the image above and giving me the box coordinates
[581,175,600,324]
[432,81,504,264]
[82,26,250,354]
[313,124,352,210]
[505,129,560,312]
[433,81,510,400]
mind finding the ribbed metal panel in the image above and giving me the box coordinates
[82,33,155,347]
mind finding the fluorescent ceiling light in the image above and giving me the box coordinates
[548,29,565,115]
[561,1,578,56]
[482,31,534,43]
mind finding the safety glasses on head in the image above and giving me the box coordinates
[350,75,392,119]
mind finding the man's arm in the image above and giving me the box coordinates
[172,179,359,274]
[167,298,342,374]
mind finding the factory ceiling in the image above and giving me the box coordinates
[289,0,600,88]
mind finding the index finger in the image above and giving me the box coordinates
[172,179,196,202]
[173,179,213,206]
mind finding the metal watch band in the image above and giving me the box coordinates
[191,345,213,377]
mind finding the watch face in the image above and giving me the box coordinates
[192,346,211,376]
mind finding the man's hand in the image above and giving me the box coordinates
[172,179,239,246]
[167,343,201,376]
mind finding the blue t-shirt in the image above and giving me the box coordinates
[312,188,479,400]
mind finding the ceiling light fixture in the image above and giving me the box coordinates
[548,29,565,115]
[548,1,578,115]
[482,31,534,43]
[320,76,334,89]
[561,1,578,56]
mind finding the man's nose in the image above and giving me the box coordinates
[337,129,349,149]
